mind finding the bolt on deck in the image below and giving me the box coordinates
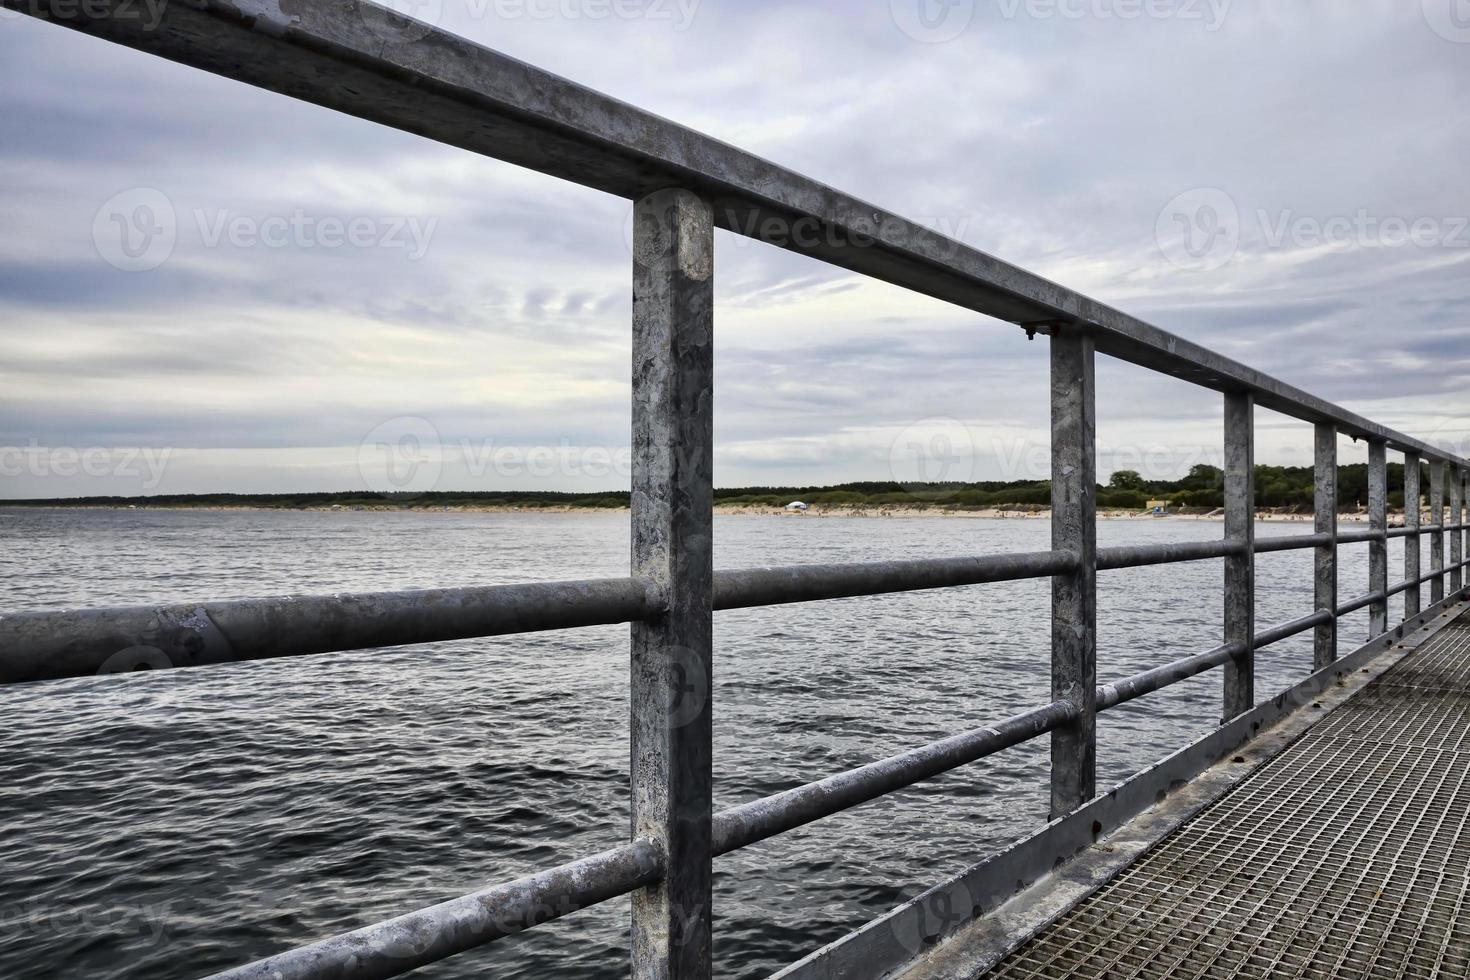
[978,615,1470,980]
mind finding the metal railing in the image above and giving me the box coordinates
[3,2,1470,978]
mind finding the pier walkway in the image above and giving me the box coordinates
[902,608,1470,980]
[5,3,1470,979]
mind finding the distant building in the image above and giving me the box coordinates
[1147,500,1170,515]
[786,501,810,512]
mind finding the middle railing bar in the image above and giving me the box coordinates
[714,550,1076,609]
[1336,591,1388,617]
[0,578,662,685]
[1387,558,1470,598]
[8,538,1445,687]
[1096,539,1239,569]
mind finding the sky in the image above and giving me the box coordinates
[1,0,1468,497]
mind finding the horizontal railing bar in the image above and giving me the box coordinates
[1255,532,1333,553]
[0,578,661,685]
[1386,558,1470,598]
[205,839,664,980]
[713,551,1075,610]
[1096,539,1238,571]
[1337,591,1386,617]
[1097,642,1242,711]
[1254,610,1334,648]
[711,701,1074,856]
[9,0,1467,469]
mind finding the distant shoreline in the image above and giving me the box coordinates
[0,502,1407,524]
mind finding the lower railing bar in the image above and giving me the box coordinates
[1096,539,1239,571]
[712,550,1075,610]
[1387,559,1470,598]
[205,839,664,980]
[710,700,1074,856]
[0,578,661,685]
[1095,592,1401,714]
[1336,591,1386,617]
[1253,610,1334,649]
[1096,642,1242,711]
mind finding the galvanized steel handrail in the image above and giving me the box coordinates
[4,2,1470,979]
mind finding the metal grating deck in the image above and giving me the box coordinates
[981,619,1470,980]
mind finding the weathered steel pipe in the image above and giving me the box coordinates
[0,578,660,685]
[1096,539,1239,571]
[1255,532,1334,554]
[1336,591,1386,618]
[711,701,1074,856]
[714,550,1075,609]
[1097,642,1243,711]
[1387,559,1470,598]
[1254,610,1334,649]
[204,840,664,980]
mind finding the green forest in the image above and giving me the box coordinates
[6,462,1429,512]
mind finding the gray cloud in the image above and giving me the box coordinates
[1,0,1467,496]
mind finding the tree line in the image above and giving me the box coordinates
[4,461,1442,512]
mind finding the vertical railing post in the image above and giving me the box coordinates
[629,187,714,980]
[1313,424,1337,670]
[1405,453,1421,619]
[1049,324,1096,818]
[1452,465,1463,595]
[1461,468,1469,593]
[1223,392,1255,719]
[1430,460,1446,604]
[1368,441,1388,638]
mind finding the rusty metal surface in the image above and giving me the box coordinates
[978,610,1470,980]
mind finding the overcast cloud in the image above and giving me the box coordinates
[1,0,1467,497]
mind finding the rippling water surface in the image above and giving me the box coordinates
[0,508,1397,979]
